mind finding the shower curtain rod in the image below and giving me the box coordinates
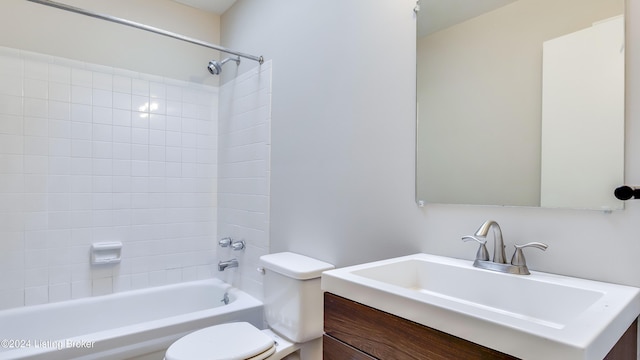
[26,0,264,64]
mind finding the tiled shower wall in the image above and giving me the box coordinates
[0,47,219,310]
[216,62,272,300]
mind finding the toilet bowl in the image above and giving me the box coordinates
[165,252,334,360]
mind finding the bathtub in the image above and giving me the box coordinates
[0,279,263,360]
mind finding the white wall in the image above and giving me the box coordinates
[0,0,221,85]
[223,0,640,288]
[222,0,421,269]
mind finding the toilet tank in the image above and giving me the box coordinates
[260,252,334,343]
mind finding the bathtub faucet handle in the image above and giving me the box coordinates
[231,240,245,251]
[218,237,232,247]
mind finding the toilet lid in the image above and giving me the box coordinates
[165,322,276,360]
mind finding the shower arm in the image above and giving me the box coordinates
[26,0,264,65]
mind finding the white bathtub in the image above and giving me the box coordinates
[0,279,263,360]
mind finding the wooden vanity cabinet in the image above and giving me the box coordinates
[323,292,638,360]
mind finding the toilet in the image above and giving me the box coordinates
[164,252,334,360]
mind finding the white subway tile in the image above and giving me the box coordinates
[149,100,165,114]
[25,285,48,306]
[112,192,131,207]
[24,78,48,99]
[0,94,22,116]
[47,283,70,307]
[92,210,113,228]
[92,72,112,91]
[113,275,132,293]
[92,193,113,209]
[48,156,71,175]
[181,133,197,148]
[149,114,166,130]
[71,194,92,210]
[48,138,71,157]
[92,106,112,125]
[92,158,113,175]
[132,95,149,113]
[24,267,48,287]
[71,281,92,299]
[0,75,22,97]
[24,116,48,137]
[48,119,71,138]
[113,75,132,94]
[93,89,112,108]
[113,126,132,144]
[92,123,112,142]
[48,211,72,230]
[113,109,131,127]
[71,85,92,105]
[24,174,47,193]
[92,141,112,159]
[24,98,47,118]
[24,59,48,81]
[72,69,92,87]
[132,144,149,161]
[112,159,131,176]
[71,103,92,122]
[150,82,166,99]
[49,64,71,84]
[113,92,131,110]
[22,194,46,212]
[113,142,131,159]
[24,155,48,174]
[92,176,113,193]
[71,121,92,140]
[70,158,93,175]
[25,248,48,268]
[131,161,149,177]
[49,83,71,102]
[24,136,48,155]
[130,273,149,290]
[71,210,92,228]
[48,265,71,285]
[70,176,92,193]
[92,277,113,296]
[132,79,149,96]
[132,128,149,145]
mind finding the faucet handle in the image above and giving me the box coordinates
[231,240,246,251]
[219,237,232,247]
[462,235,490,261]
[511,242,548,266]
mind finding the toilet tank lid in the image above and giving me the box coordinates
[260,252,334,280]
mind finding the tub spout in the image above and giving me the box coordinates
[218,258,238,271]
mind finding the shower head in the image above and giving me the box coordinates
[207,56,240,75]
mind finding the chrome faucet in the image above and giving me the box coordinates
[462,220,548,275]
[218,258,239,271]
[474,220,507,264]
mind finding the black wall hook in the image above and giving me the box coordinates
[614,186,640,200]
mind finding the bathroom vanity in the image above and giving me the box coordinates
[323,292,637,359]
[321,254,640,360]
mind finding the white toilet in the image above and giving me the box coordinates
[164,252,334,360]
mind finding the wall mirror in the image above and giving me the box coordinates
[416,0,625,210]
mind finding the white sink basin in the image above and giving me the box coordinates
[321,253,640,360]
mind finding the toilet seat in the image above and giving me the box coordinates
[165,322,276,360]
